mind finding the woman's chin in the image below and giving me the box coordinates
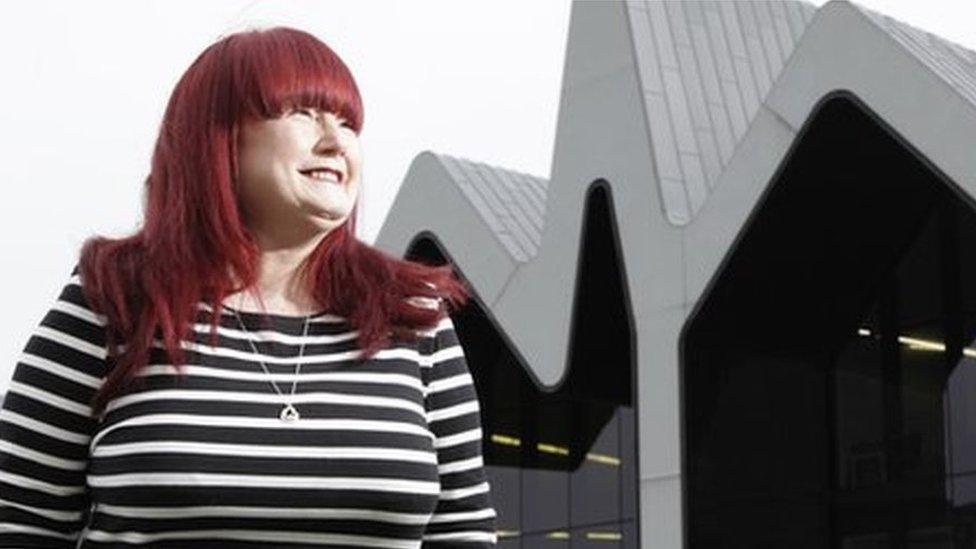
[308,208,348,228]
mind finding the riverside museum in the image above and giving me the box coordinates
[375,0,976,547]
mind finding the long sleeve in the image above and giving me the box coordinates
[419,311,498,547]
[0,264,110,547]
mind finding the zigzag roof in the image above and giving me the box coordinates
[433,153,549,262]
[376,0,976,391]
[628,0,816,224]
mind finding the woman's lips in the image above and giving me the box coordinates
[299,170,344,186]
[298,164,343,176]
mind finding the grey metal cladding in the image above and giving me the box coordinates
[853,4,976,107]
[629,4,665,94]
[419,1,976,264]
[736,1,772,96]
[784,1,808,41]
[770,1,796,56]
[754,1,784,76]
[627,0,815,226]
[720,2,762,124]
[512,170,547,213]
[514,171,548,213]
[472,162,541,252]
[495,169,545,235]
[437,155,506,234]
[706,3,749,142]
[464,161,533,260]
[688,2,736,166]
[433,153,548,263]
[800,1,816,23]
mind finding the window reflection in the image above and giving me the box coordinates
[684,93,976,547]
[479,325,638,549]
[408,182,639,547]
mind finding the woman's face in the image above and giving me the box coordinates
[235,106,362,244]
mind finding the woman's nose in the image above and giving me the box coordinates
[316,112,345,134]
[312,117,342,143]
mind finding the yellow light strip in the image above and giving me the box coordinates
[586,531,623,540]
[546,530,570,539]
[492,435,621,464]
[537,442,570,456]
[586,452,621,466]
[490,434,521,447]
[858,328,976,358]
[900,335,944,352]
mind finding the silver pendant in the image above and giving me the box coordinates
[280,403,300,422]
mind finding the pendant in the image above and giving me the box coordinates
[280,403,300,422]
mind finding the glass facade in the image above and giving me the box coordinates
[408,183,640,547]
[684,93,976,547]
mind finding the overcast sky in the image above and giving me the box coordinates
[0,0,973,387]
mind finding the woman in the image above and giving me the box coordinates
[0,26,497,547]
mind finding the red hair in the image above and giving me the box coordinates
[77,26,470,419]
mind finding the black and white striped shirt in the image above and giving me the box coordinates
[0,266,497,547]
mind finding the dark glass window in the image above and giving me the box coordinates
[684,92,976,547]
[408,182,639,547]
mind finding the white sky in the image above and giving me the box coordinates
[0,0,973,388]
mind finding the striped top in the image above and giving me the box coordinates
[0,266,497,548]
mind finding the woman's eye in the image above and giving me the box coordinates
[285,107,311,118]
[292,108,352,129]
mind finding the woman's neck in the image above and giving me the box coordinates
[225,242,321,315]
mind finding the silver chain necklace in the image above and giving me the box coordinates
[229,293,313,422]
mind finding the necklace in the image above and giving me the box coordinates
[229,294,313,422]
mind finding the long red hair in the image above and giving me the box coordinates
[76,26,470,420]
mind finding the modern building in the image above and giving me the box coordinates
[375,0,976,547]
